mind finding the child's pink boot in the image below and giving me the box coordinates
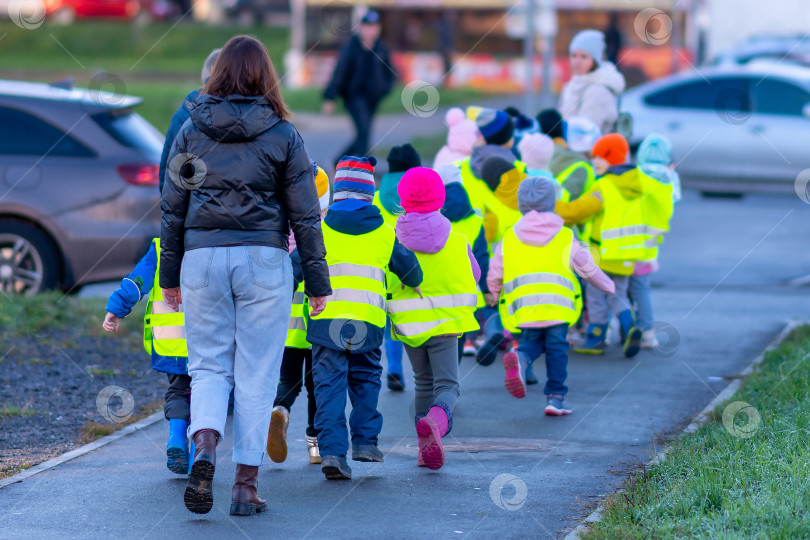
[416,403,452,470]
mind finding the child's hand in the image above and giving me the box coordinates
[484,292,498,307]
[103,313,120,333]
[309,296,327,317]
[401,283,423,298]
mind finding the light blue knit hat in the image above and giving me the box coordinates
[638,133,673,166]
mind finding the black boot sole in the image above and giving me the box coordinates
[476,334,505,366]
[230,502,268,516]
[322,465,352,480]
[184,459,215,514]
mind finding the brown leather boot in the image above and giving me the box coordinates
[184,429,218,515]
[230,464,268,516]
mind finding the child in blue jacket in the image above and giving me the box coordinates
[103,239,192,475]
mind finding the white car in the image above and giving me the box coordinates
[622,64,810,194]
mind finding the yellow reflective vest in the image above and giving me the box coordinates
[451,213,486,309]
[387,231,479,347]
[372,191,400,230]
[557,160,596,197]
[310,222,396,329]
[499,227,582,330]
[285,280,310,349]
[143,238,187,357]
[456,156,526,216]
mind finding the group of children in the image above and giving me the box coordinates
[102,102,677,486]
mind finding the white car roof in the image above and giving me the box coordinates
[0,79,142,108]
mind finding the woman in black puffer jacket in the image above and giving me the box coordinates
[159,35,330,517]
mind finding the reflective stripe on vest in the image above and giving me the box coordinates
[387,231,479,347]
[143,238,188,358]
[500,227,582,328]
[285,281,310,349]
[310,221,395,329]
[451,214,487,308]
[596,178,647,261]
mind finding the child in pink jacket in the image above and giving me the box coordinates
[487,176,615,415]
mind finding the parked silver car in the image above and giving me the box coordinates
[0,80,162,295]
[622,64,810,193]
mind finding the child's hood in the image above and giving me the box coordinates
[605,164,642,200]
[396,211,452,254]
[470,144,517,179]
[440,183,475,222]
[513,211,564,247]
[324,199,384,235]
[377,171,404,216]
[493,168,525,210]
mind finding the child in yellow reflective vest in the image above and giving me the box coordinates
[390,167,481,469]
[575,133,649,358]
[372,144,422,392]
[266,163,330,467]
[630,133,679,349]
[102,238,192,475]
[487,176,615,415]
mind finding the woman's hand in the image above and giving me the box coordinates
[103,312,120,333]
[308,296,327,316]
[163,287,182,311]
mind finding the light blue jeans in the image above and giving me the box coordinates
[182,245,292,466]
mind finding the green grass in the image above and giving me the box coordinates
[0,400,37,418]
[582,324,810,539]
[0,20,496,131]
[0,291,145,350]
[0,21,291,76]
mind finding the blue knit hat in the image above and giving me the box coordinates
[638,133,673,166]
[333,155,377,202]
[476,108,515,146]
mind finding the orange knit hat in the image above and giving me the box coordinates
[591,133,629,166]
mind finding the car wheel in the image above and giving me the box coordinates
[0,220,60,295]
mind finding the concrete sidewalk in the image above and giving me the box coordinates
[5,190,810,539]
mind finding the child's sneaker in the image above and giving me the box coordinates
[641,329,657,349]
[306,435,321,464]
[477,332,505,366]
[503,351,526,398]
[462,340,477,356]
[544,395,572,416]
[574,324,607,354]
[266,405,289,463]
[166,419,190,475]
[387,373,405,391]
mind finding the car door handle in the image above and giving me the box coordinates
[666,121,681,131]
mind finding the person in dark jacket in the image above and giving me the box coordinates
[322,9,396,163]
[307,155,422,480]
[158,48,220,194]
[160,35,331,517]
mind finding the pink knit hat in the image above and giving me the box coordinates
[445,107,480,153]
[517,133,555,171]
[397,167,446,213]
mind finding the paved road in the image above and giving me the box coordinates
[10,190,810,539]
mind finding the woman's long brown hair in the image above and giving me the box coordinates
[203,35,291,120]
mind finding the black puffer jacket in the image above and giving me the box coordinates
[160,94,331,298]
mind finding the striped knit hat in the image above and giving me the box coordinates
[333,155,377,202]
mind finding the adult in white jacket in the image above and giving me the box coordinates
[558,29,626,135]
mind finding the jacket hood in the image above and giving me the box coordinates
[190,94,282,143]
[513,211,564,247]
[606,165,643,200]
[470,144,517,179]
[396,212,452,254]
[324,199,384,235]
[378,172,404,215]
[440,182,475,222]
[567,62,626,96]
